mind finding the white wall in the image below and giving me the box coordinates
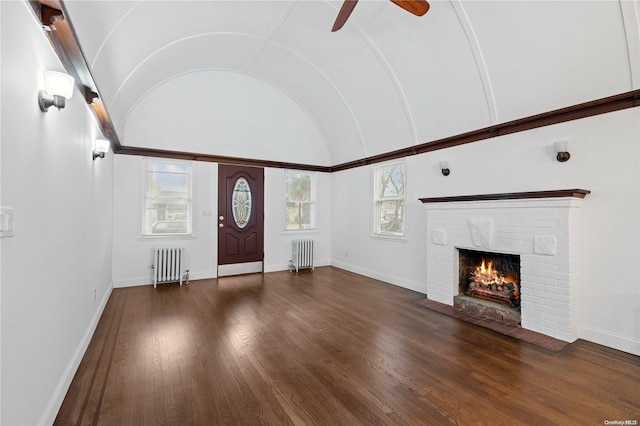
[264,168,331,272]
[331,164,428,294]
[112,155,218,286]
[1,2,114,424]
[331,108,640,356]
[112,157,331,286]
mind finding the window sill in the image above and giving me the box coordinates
[282,229,319,236]
[370,233,408,242]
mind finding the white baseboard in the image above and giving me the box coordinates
[113,270,217,288]
[330,260,427,295]
[113,276,151,288]
[264,259,330,273]
[38,284,113,426]
[579,325,640,356]
[188,271,217,281]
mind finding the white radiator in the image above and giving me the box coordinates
[291,240,314,273]
[152,247,185,288]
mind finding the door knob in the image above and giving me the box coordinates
[219,223,224,228]
[219,216,224,220]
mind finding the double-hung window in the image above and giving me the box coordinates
[285,171,315,230]
[373,161,406,236]
[143,160,192,236]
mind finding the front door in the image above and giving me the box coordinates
[217,164,264,276]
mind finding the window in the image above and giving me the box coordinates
[373,161,406,236]
[285,171,315,230]
[143,160,192,236]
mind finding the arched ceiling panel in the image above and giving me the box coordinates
[268,1,417,157]
[620,0,640,88]
[122,70,331,165]
[248,43,366,164]
[64,1,136,64]
[462,0,634,122]
[363,0,493,143]
[109,34,267,130]
[66,1,290,102]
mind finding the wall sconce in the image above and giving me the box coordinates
[93,139,110,160]
[439,161,450,176]
[554,140,570,162]
[38,71,75,112]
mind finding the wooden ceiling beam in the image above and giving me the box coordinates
[331,88,640,172]
[114,88,640,173]
[27,0,122,151]
[117,146,332,172]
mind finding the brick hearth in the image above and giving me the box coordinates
[415,298,569,352]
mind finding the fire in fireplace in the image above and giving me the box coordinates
[458,249,520,308]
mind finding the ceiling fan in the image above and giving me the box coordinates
[332,0,430,32]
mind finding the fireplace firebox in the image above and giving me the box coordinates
[458,249,520,308]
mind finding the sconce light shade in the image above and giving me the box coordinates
[554,140,570,162]
[93,139,110,160]
[439,161,450,176]
[39,71,74,112]
[45,71,75,99]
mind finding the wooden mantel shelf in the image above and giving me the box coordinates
[419,189,590,204]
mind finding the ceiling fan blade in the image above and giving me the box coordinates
[389,0,430,16]
[332,0,359,32]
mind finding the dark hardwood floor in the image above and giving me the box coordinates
[55,267,639,425]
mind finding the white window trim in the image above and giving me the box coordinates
[140,158,195,238]
[371,160,407,239]
[283,170,317,232]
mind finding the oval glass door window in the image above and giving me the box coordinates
[232,177,251,228]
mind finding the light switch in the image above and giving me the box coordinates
[1,207,14,237]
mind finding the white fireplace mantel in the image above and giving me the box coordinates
[421,189,589,342]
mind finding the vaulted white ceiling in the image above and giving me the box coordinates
[64,0,640,167]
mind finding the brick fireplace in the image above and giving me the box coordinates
[421,189,589,342]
